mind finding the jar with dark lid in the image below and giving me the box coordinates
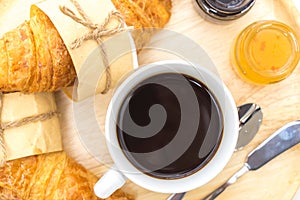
[194,0,255,21]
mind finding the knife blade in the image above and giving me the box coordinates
[247,120,300,170]
[202,120,300,200]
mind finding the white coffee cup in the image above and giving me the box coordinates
[94,60,239,198]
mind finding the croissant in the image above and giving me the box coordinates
[0,151,133,200]
[0,0,171,93]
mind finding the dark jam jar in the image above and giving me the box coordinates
[194,0,255,21]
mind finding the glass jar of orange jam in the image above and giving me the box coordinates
[231,20,300,84]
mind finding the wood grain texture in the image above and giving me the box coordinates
[1,0,300,199]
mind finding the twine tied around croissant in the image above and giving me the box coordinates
[0,93,58,166]
[59,0,127,94]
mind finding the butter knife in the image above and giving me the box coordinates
[202,120,300,200]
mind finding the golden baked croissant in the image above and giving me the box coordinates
[0,151,133,200]
[0,0,171,93]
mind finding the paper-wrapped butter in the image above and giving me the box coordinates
[34,0,137,101]
[0,92,62,161]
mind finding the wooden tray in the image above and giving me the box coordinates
[1,0,300,199]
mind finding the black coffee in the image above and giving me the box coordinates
[117,73,223,179]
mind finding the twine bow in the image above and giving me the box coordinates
[0,93,58,166]
[59,0,127,94]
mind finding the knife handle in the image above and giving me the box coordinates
[201,165,249,200]
[247,120,300,170]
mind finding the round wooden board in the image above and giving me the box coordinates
[1,0,300,199]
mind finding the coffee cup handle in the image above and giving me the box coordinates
[94,166,127,198]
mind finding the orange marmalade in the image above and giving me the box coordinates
[231,20,300,84]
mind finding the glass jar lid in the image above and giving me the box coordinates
[231,20,300,84]
[195,0,255,20]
